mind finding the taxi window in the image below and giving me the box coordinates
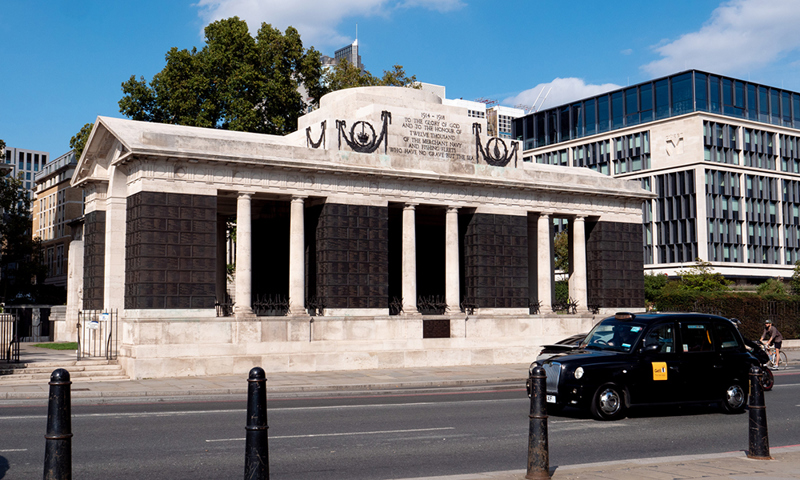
[585,322,643,352]
[642,323,675,353]
[680,323,714,353]
[714,322,741,350]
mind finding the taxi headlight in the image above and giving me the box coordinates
[574,367,584,379]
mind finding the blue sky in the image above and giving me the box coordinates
[4,0,800,157]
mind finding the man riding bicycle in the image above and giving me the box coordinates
[760,319,784,368]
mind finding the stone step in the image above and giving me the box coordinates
[0,374,130,386]
[0,370,127,384]
[0,359,116,370]
[0,364,122,375]
[0,360,127,385]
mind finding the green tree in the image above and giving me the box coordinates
[791,260,800,296]
[119,17,325,135]
[553,230,568,272]
[323,60,420,92]
[70,123,93,159]
[675,258,731,292]
[644,272,669,302]
[0,173,47,302]
[757,278,788,296]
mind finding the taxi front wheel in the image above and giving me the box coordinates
[721,382,747,414]
[590,383,626,421]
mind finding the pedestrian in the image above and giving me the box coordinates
[760,319,784,367]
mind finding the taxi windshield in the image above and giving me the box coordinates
[582,320,644,353]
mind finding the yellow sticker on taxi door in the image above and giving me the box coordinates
[652,362,668,381]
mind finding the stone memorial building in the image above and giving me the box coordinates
[67,87,653,379]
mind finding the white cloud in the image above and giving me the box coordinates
[502,78,621,111]
[195,0,463,48]
[620,48,633,56]
[400,0,464,12]
[642,0,800,77]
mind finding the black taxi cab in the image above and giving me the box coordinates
[531,312,758,420]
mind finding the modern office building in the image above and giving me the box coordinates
[32,150,82,288]
[488,105,525,139]
[2,146,48,201]
[513,69,800,283]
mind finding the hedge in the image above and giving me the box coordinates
[655,293,799,340]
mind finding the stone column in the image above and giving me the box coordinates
[288,196,308,316]
[402,203,419,315]
[445,207,460,313]
[570,216,589,312]
[235,193,254,317]
[64,237,83,342]
[216,214,228,305]
[537,214,553,314]
[103,196,126,312]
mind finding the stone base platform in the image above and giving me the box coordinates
[112,312,604,379]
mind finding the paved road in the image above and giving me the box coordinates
[1,368,799,480]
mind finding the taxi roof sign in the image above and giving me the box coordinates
[614,312,636,321]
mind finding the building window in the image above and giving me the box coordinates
[655,170,697,264]
[613,131,650,174]
[535,149,568,166]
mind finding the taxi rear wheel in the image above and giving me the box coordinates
[760,368,774,391]
[590,383,626,420]
[721,382,747,414]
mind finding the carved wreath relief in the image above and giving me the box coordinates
[472,123,519,167]
[336,111,392,154]
[306,120,326,149]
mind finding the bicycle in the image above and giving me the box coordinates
[751,342,775,391]
[762,343,788,370]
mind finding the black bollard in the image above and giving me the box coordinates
[244,367,269,480]
[526,365,550,480]
[747,365,771,460]
[43,368,72,480]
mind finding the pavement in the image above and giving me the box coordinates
[2,342,800,480]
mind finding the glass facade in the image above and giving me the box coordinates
[513,70,800,148]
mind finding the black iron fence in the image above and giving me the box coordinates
[3,306,52,342]
[253,295,289,317]
[1,313,19,363]
[77,310,119,360]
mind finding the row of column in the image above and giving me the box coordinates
[232,193,589,317]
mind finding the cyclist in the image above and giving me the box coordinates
[760,319,784,368]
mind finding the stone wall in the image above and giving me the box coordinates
[464,213,529,308]
[586,221,645,309]
[83,210,105,310]
[315,203,389,309]
[124,192,217,309]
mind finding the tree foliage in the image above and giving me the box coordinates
[644,272,669,302]
[324,60,419,91]
[119,17,326,135]
[674,258,731,292]
[791,260,800,296]
[0,173,47,302]
[757,278,788,297]
[70,122,93,160]
[553,230,568,272]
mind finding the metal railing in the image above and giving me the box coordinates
[1,313,20,363]
[3,306,52,342]
[77,310,118,360]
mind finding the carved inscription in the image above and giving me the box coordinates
[389,112,474,161]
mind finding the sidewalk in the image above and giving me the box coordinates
[0,343,530,401]
[408,445,800,479]
[3,343,800,480]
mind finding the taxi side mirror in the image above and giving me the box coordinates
[641,344,660,354]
